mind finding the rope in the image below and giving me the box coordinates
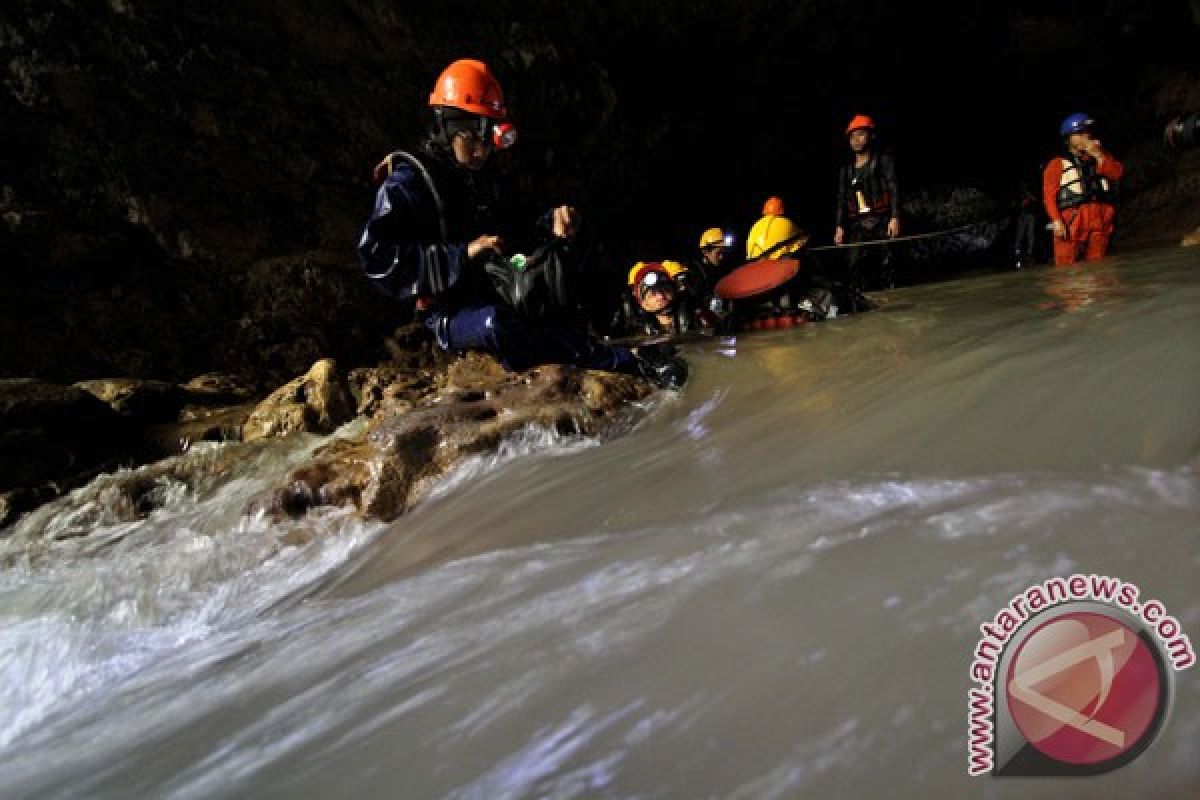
[804,222,984,252]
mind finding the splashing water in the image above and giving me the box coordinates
[1,249,1198,799]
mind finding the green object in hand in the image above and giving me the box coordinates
[509,253,527,272]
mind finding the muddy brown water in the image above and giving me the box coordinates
[1,248,1198,798]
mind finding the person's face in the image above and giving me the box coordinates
[451,129,491,170]
[702,245,728,267]
[638,283,675,314]
[848,129,871,152]
[1067,130,1095,153]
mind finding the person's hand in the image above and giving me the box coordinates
[1052,219,1067,240]
[887,218,900,238]
[467,234,503,259]
[833,226,845,245]
[551,205,580,239]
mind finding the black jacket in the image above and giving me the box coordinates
[356,144,504,311]
[835,152,900,227]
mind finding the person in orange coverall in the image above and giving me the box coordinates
[1042,112,1124,265]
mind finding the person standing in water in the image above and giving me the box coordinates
[1013,178,1040,269]
[690,227,735,297]
[833,115,901,288]
[1042,112,1124,266]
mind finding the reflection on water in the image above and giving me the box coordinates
[1,250,1198,799]
[1037,262,1124,313]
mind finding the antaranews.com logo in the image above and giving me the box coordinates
[967,573,1194,777]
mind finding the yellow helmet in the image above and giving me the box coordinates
[661,259,688,280]
[746,214,806,259]
[629,259,690,286]
[699,227,736,250]
[698,227,724,249]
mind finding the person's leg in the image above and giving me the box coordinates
[1015,212,1035,266]
[843,223,866,289]
[1052,238,1075,266]
[1083,230,1111,261]
[499,319,639,373]
[446,304,638,374]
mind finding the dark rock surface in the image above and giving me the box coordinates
[3,2,1196,384]
[264,353,652,522]
[0,378,133,494]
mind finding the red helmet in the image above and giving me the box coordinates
[845,114,876,135]
[429,59,507,119]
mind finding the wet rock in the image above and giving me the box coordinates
[383,322,442,373]
[348,364,435,418]
[444,351,511,392]
[75,378,184,422]
[143,402,257,458]
[242,359,354,442]
[263,356,653,522]
[1182,224,1200,247]
[0,378,134,496]
[180,372,258,405]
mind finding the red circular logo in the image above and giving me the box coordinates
[1006,612,1164,766]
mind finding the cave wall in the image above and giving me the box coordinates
[1,0,1197,381]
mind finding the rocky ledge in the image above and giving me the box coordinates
[0,337,656,533]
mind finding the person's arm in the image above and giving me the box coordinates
[1042,159,1069,239]
[1094,150,1124,182]
[882,155,900,237]
[882,154,900,220]
[834,166,847,243]
[357,166,475,299]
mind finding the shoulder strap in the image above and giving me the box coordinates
[379,150,448,243]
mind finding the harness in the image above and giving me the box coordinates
[368,150,453,296]
[1055,152,1118,212]
[843,157,893,218]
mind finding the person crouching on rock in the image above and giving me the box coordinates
[620,262,716,337]
[357,58,687,389]
[1042,113,1124,266]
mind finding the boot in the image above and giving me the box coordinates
[635,343,689,389]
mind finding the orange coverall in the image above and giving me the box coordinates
[1042,152,1124,266]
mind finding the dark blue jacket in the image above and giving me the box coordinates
[357,147,500,308]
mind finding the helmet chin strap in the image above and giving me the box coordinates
[431,107,453,150]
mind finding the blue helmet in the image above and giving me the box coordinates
[1060,112,1095,136]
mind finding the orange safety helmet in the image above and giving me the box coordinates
[429,59,508,119]
[845,114,876,135]
[762,196,785,216]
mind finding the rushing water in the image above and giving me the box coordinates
[2,249,1198,799]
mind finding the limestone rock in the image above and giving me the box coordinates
[75,378,184,422]
[263,357,653,522]
[0,378,132,495]
[1182,224,1200,247]
[242,359,354,442]
[348,364,435,418]
[180,373,257,405]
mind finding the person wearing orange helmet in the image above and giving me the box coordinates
[1042,113,1124,265]
[833,114,901,288]
[357,59,686,387]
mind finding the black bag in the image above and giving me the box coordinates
[484,242,581,322]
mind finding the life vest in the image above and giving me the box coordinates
[842,158,892,218]
[1055,153,1118,212]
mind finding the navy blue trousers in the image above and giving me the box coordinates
[430,305,637,373]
